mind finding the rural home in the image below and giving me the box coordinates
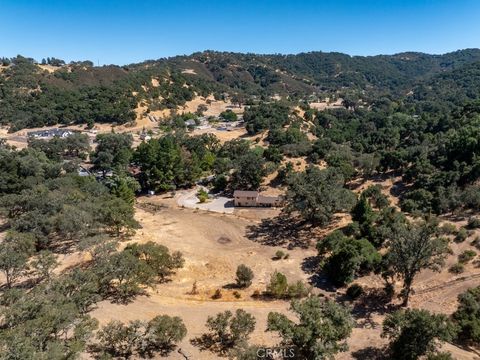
[27,128,74,139]
[233,190,283,207]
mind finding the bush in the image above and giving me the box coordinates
[266,271,288,298]
[427,352,455,360]
[286,280,310,299]
[212,289,222,299]
[273,250,286,260]
[468,217,480,229]
[455,228,468,243]
[236,264,254,288]
[449,263,465,274]
[197,189,209,203]
[452,286,480,344]
[346,284,364,299]
[219,109,238,122]
[233,291,241,299]
[440,223,457,235]
[266,271,310,299]
[458,250,476,264]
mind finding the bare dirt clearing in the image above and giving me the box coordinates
[92,194,315,358]
[91,179,480,359]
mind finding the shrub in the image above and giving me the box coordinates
[455,228,468,243]
[449,263,465,274]
[346,284,364,299]
[266,271,288,298]
[287,281,311,299]
[452,286,480,344]
[212,289,222,299]
[273,250,286,260]
[266,271,310,299]
[236,264,254,288]
[467,217,480,229]
[427,352,455,360]
[458,250,476,263]
[197,189,209,203]
[233,291,241,299]
[439,223,457,235]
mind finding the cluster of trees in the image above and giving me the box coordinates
[96,315,187,358]
[315,188,450,306]
[0,56,137,130]
[133,133,270,192]
[284,166,356,226]
[3,49,480,132]
[28,132,90,161]
[0,138,187,358]
[243,102,291,135]
[193,297,353,359]
[134,133,219,191]
[308,98,480,215]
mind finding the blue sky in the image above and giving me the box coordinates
[0,0,479,65]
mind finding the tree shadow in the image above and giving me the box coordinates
[222,282,240,290]
[300,256,338,292]
[190,335,230,357]
[453,343,480,357]
[351,346,387,360]
[245,214,314,249]
[338,287,399,328]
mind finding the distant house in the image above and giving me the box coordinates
[28,128,74,139]
[233,190,283,207]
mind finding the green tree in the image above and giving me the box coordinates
[323,236,380,286]
[96,320,144,358]
[0,232,34,288]
[100,197,139,236]
[219,109,238,122]
[285,166,356,226]
[266,271,288,298]
[236,264,254,288]
[108,175,140,205]
[140,315,187,356]
[231,151,266,190]
[92,133,133,176]
[125,242,184,282]
[382,309,456,360]
[203,309,256,351]
[452,286,480,344]
[267,297,353,360]
[266,271,310,299]
[30,250,59,282]
[384,221,449,306]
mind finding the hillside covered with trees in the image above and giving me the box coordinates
[2,49,480,130]
[2,49,480,359]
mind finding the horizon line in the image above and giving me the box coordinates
[3,47,479,67]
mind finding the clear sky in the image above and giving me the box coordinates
[1,0,479,65]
